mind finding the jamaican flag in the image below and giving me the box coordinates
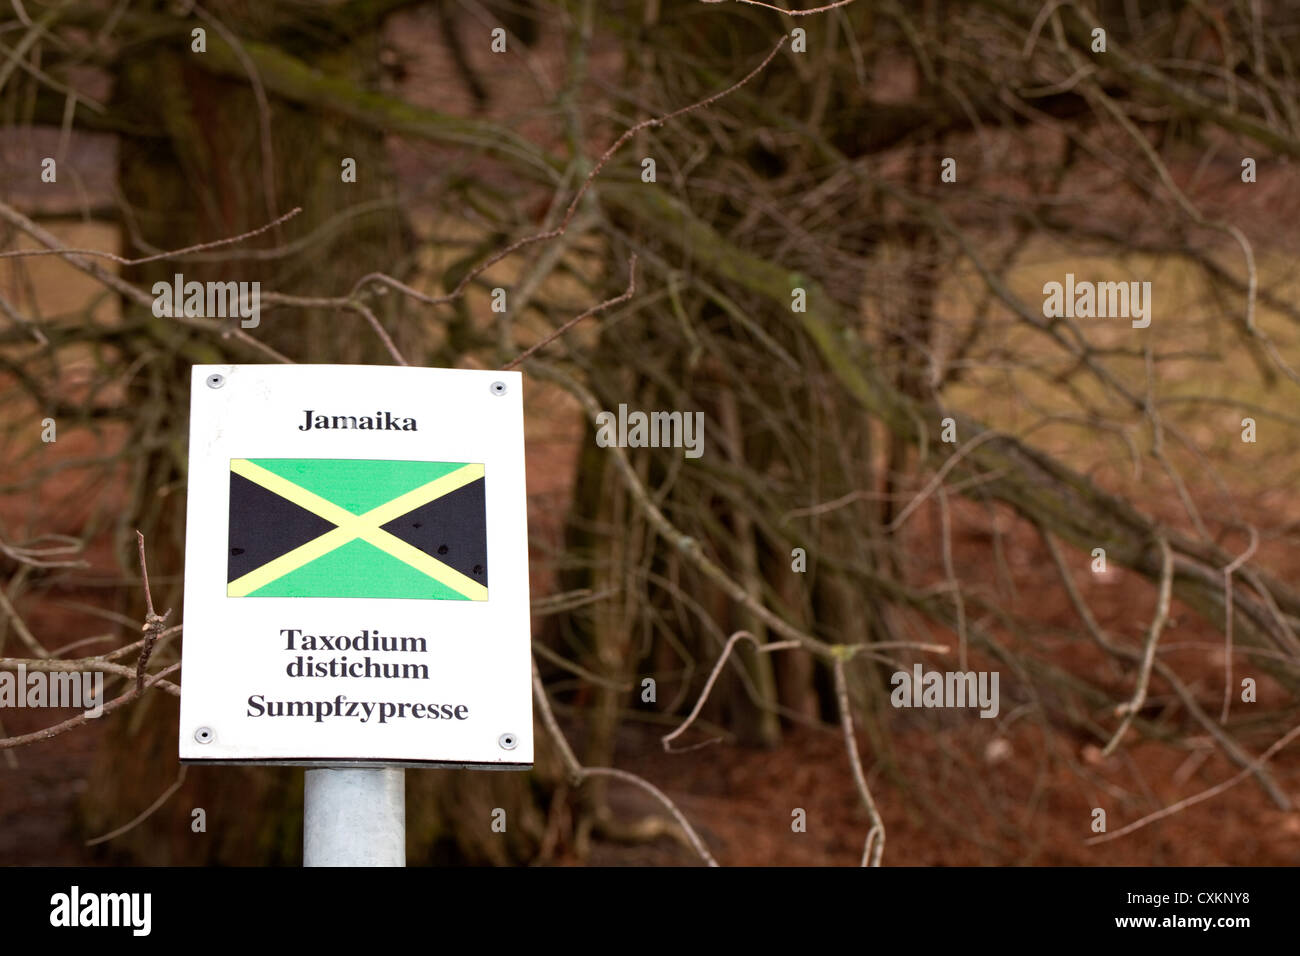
[227,458,488,600]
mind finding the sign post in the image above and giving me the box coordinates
[303,768,405,866]
[179,364,534,866]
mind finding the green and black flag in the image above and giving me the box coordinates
[227,458,488,600]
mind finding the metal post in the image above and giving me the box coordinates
[304,768,405,867]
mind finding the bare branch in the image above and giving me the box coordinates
[85,766,188,847]
[1086,720,1300,846]
[1101,536,1174,757]
[532,656,718,865]
[833,653,886,866]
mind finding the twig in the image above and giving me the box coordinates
[1,657,180,696]
[532,656,718,866]
[0,208,302,264]
[886,430,1005,532]
[1221,526,1259,724]
[85,766,188,847]
[661,631,800,753]
[135,531,172,694]
[502,255,637,369]
[1101,536,1174,757]
[0,532,85,568]
[834,654,885,866]
[0,663,180,751]
[532,641,634,692]
[1086,719,1300,845]
[0,586,48,658]
[530,587,620,616]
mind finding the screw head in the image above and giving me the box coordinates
[206,373,225,389]
[490,381,507,396]
[195,726,214,744]
[498,732,517,750]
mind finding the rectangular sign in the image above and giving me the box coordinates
[179,365,533,768]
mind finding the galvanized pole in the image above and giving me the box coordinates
[303,768,405,866]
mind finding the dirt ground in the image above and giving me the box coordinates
[576,511,1300,867]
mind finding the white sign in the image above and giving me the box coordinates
[178,364,533,768]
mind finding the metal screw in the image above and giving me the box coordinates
[490,381,507,396]
[195,726,214,744]
[206,373,225,389]
[498,732,517,750]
